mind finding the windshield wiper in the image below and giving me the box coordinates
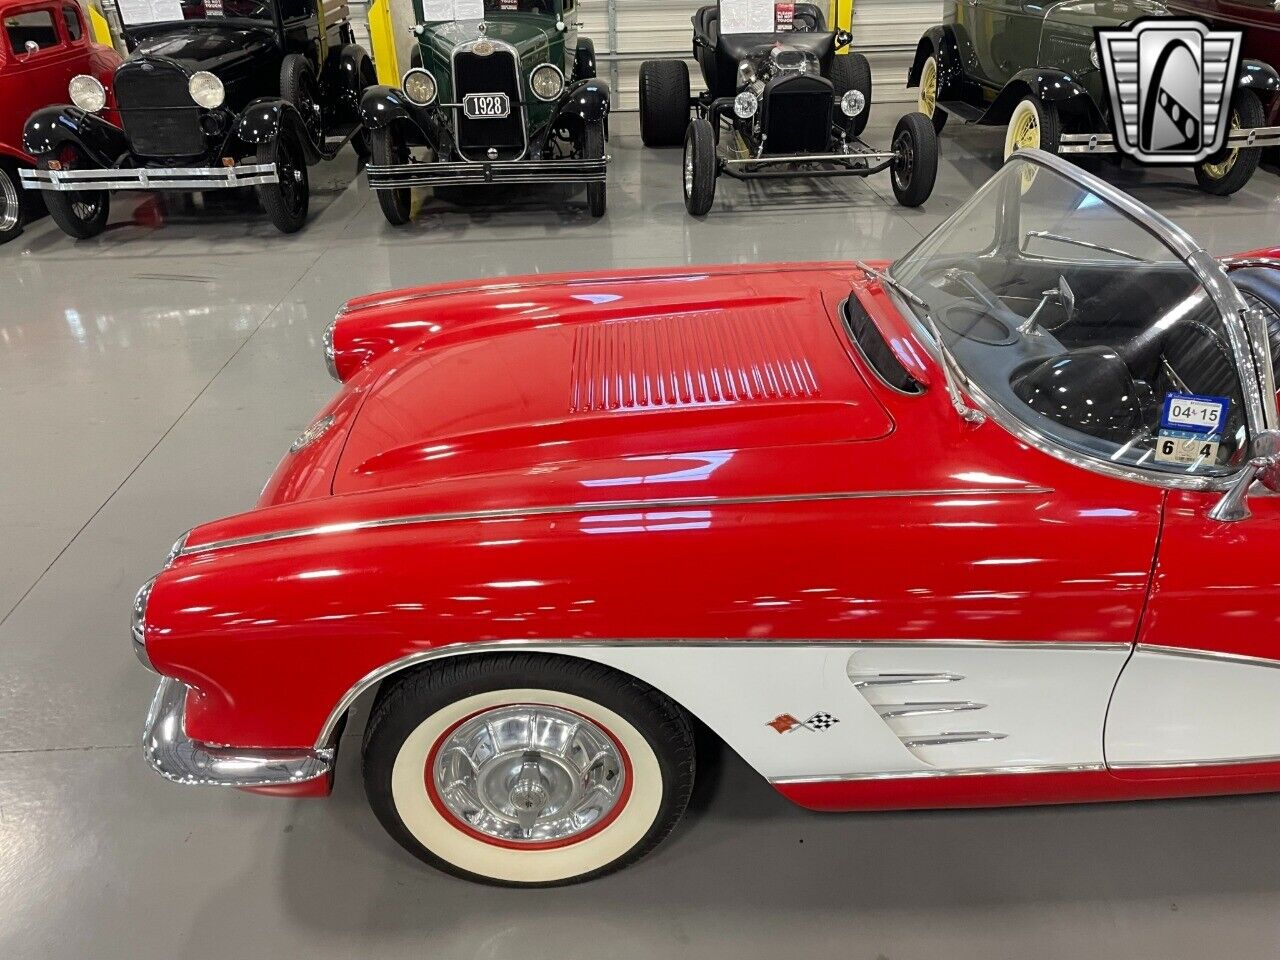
[855,261,985,425]
[1023,230,1151,263]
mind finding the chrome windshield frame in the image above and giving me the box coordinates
[888,148,1279,491]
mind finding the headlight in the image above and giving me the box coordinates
[403,68,437,107]
[734,91,759,119]
[189,71,225,109]
[132,577,156,672]
[1090,42,1099,69]
[840,89,867,118]
[737,60,757,85]
[530,63,564,102]
[69,74,106,113]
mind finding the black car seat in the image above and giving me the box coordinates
[693,3,830,95]
[1231,266,1280,387]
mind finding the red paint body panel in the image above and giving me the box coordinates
[0,0,120,166]
[147,264,1164,753]
[1166,0,1280,128]
[779,761,1280,811]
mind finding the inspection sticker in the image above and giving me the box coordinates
[1161,392,1229,435]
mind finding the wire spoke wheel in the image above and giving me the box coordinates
[1200,109,1241,181]
[919,57,937,117]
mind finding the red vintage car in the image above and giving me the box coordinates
[0,0,118,243]
[137,150,1280,887]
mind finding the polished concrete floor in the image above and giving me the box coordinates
[2,116,1279,959]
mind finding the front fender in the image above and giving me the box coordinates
[23,106,129,167]
[983,69,1102,126]
[237,99,320,163]
[324,42,373,124]
[1239,59,1280,98]
[358,84,432,140]
[907,26,959,90]
[551,78,611,127]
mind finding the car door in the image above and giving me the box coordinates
[972,0,1041,87]
[2,2,78,142]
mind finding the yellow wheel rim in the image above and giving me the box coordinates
[1012,110,1040,151]
[919,58,937,117]
[1201,110,1241,180]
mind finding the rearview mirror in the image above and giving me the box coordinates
[22,40,39,57]
[1209,429,1280,522]
[1058,275,1075,325]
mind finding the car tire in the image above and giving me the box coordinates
[639,59,690,148]
[41,150,109,240]
[683,116,717,216]
[254,128,310,234]
[890,111,939,208]
[280,53,323,147]
[1004,94,1060,161]
[0,162,25,245]
[370,124,412,226]
[918,54,948,134]
[832,51,873,139]
[362,653,696,887]
[1195,88,1265,197]
[574,37,596,81]
[581,120,607,218]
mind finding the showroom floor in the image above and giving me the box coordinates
[2,116,1280,959]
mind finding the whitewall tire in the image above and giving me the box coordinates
[362,654,696,886]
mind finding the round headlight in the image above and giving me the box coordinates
[530,63,565,102]
[403,68,437,107]
[733,91,759,119]
[737,60,756,85]
[840,89,867,118]
[188,71,225,109]
[69,74,106,113]
[1089,41,1100,69]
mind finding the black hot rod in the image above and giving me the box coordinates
[21,0,375,236]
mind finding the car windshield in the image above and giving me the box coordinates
[889,156,1251,479]
[115,0,275,27]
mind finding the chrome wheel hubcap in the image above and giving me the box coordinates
[431,704,626,843]
[0,168,18,233]
[684,144,694,197]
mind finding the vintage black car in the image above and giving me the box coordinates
[908,0,1280,196]
[20,0,375,236]
[638,1,939,214]
[359,0,610,226]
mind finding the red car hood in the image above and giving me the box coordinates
[331,270,893,496]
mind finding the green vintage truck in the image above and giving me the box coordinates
[359,0,610,225]
[908,0,1280,195]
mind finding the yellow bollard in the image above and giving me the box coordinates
[87,3,112,47]
[368,0,402,86]
[829,0,853,53]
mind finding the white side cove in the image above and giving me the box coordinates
[1106,645,1280,768]
[406,641,1132,783]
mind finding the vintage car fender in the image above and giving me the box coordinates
[323,42,374,125]
[22,107,130,166]
[980,68,1103,127]
[1239,59,1280,98]
[907,24,962,93]
[237,100,323,163]
[550,78,612,128]
[358,84,433,140]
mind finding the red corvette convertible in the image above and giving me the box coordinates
[137,150,1280,887]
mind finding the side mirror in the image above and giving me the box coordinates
[23,40,39,57]
[835,30,852,50]
[1058,275,1075,325]
[1209,430,1280,522]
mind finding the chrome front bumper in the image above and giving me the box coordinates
[20,163,278,192]
[143,677,333,787]
[1059,125,1280,154]
[366,156,608,190]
